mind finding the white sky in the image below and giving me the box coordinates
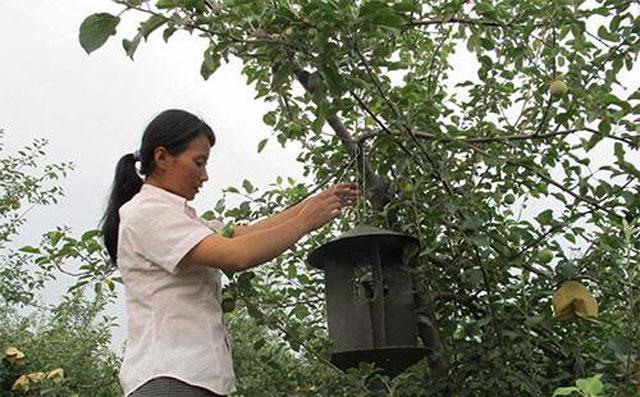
[0,0,305,351]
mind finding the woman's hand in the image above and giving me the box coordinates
[296,183,359,232]
[329,182,359,207]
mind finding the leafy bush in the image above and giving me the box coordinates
[1,291,121,396]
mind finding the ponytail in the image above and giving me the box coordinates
[101,153,143,265]
[101,109,216,266]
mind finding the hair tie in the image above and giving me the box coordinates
[133,150,141,162]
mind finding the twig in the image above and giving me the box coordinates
[285,153,358,210]
[407,18,547,29]
[348,44,456,197]
[468,143,618,216]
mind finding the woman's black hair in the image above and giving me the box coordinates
[101,109,216,265]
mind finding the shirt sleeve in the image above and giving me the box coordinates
[127,205,214,275]
[203,218,224,234]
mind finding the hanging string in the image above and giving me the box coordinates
[285,149,357,210]
[283,121,375,227]
[360,140,367,225]
[352,142,359,225]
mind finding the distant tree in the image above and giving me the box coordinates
[81,1,640,395]
[1,291,121,396]
[0,131,120,396]
[0,131,70,308]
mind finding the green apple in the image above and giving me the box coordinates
[549,80,568,97]
[401,182,414,194]
[538,248,554,264]
[504,194,515,205]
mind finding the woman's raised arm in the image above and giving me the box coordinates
[232,183,358,237]
[184,183,358,273]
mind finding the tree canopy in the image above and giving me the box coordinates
[74,0,640,395]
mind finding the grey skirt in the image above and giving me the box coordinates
[128,377,225,397]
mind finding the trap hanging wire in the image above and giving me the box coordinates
[333,120,372,227]
[286,120,376,221]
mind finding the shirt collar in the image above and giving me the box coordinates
[140,183,187,207]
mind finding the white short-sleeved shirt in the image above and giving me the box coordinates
[117,183,236,396]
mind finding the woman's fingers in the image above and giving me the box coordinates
[322,184,359,208]
[299,184,361,230]
[333,183,358,194]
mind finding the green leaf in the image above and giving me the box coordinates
[598,120,611,135]
[81,229,102,242]
[393,1,418,13]
[49,231,64,246]
[475,2,496,18]
[564,233,576,244]
[271,62,292,92]
[576,374,603,395]
[122,32,143,59]
[287,263,297,279]
[253,338,266,350]
[557,262,577,279]
[480,37,495,50]
[320,64,343,94]
[242,179,254,193]
[290,305,309,320]
[163,26,177,42]
[504,193,515,204]
[263,112,277,127]
[373,11,405,30]
[583,133,603,152]
[614,142,624,161]
[201,45,221,80]
[311,116,325,134]
[79,13,120,54]
[140,15,166,40]
[201,210,215,221]
[157,0,183,8]
[19,245,40,254]
[462,216,483,230]
[597,25,608,39]
[536,209,554,225]
[221,222,235,238]
[359,1,405,30]
[106,278,115,292]
[552,386,579,396]
[618,159,640,179]
[467,33,480,52]
[257,138,268,153]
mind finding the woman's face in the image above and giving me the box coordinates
[156,134,211,200]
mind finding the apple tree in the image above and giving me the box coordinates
[80,0,640,395]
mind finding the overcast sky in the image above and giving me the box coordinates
[0,0,306,351]
[1,1,638,353]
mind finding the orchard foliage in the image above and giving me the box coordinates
[1,291,121,396]
[0,132,72,307]
[0,133,121,395]
[78,0,640,395]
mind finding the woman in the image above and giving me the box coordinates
[101,109,358,397]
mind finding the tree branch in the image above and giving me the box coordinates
[408,18,522,29]
[290,63,393,211]
[468,143,618,216]
[349,41,456,197]
[357,127,636,146]
[432,291,486,315]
